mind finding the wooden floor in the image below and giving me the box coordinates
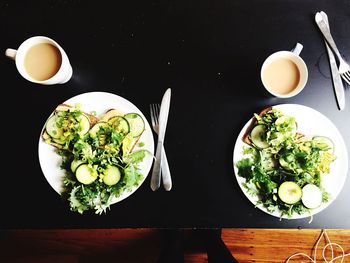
[0,229,349,262]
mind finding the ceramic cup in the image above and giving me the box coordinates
[5,36,72,85]
[260,43,308,98]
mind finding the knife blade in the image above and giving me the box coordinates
[317,11,345,110]
[150,88,171,191]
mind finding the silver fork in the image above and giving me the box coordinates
[150,103,172,191]
[315,12,350,85]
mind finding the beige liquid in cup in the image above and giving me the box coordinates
[263,58,300,95]
[24,43,62,81]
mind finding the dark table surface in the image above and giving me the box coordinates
[1,0,349,229]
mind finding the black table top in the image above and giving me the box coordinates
[1,0,349,229]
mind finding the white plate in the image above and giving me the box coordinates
[233,104,348,219]
[38,91,154,205]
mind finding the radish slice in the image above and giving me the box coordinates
[302,184,323,209]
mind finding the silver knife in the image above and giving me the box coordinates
[150,88,171,191]
[316,12,345,110]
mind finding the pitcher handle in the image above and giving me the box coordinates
[5,48,17,60]
[291,43,303,56]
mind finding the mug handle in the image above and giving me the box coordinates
[291,43,303,56]
[5,48,17,60]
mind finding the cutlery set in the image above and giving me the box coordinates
[315,11,349,110]
[150,88,172,191]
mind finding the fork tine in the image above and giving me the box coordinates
[150,104,156,127]
[342,72,350,85]
[154,103,160,123]
[344,71,350,80]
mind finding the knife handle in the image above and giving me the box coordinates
[161,146,172,191]
[150,141,162,191]
[315,13,344,64]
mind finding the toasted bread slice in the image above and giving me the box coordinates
[55,103,99,127]
[243,106,272,146]
[42,103,99,150]
[242,106,303,147]
[100,108,141,155]
[43,104,144,154]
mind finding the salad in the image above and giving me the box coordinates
[42,104,149,214]
[235,107,336,218]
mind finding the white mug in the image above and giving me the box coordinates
[5,36,73,85]
[260,43,308,98]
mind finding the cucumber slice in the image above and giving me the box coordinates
[45,115,63,139]
[46,112,90,139]
[75,164,98,185]
[278,181,302,204]
[71,159,85,173]
[89,122,109,145]
[103,166,121,186]
[108,116,130,134]
[124,113,145,138]
[250,125,269,149]
[101,109,124,122]
[302,184,323,209]
[77,114,91,136]
[260,149,277,171]
[312,136,334,153]
[279,153,295,170]
[89,122,109,138]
